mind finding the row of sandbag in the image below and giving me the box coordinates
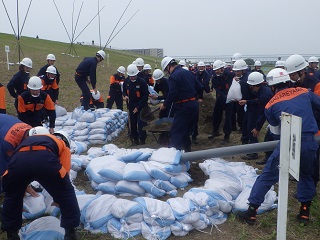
[49,107,128,145]
[82,146,192,198]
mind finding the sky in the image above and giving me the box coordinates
[1,0,319,58]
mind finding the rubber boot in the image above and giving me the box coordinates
[64,228,79,240]
[297,201,311,226]
[235,204,258,225]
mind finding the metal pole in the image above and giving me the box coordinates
[180,135,320,163]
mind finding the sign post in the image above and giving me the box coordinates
[277,112,301,240]
[5,45,10,70]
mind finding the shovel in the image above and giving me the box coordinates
[140,106,160,123]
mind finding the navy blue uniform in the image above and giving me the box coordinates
[106,73,125,110]
[75,57,99,110]
[123,77,149,143]
[40,74,59,103]
[248,87,320,206]
[163,66,202,151]
[37,64,61,84]
[1,135,80,233]
[7,71,29,110]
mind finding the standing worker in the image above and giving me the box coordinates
[106,66,126,110]
[37,54,61,84]
[40,66,59,104]
[75,50,105,110]
[160,57,202,152]
[7,58,32,111]
[123,64,149,145]
[236,68,320,226]
[17,76,56,134]
[1,131,80,240]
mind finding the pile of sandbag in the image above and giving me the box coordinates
[52,107,128,145]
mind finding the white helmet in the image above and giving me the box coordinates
[132,60,137,65]
[254,61,262,67]
[232,53,242,62]
[198,61,205,67]
[308,56,319,63]
[178,60,186,66]
[232,59,247,71]
[92,91,101,100]
[20,57,33,68]
[247,72,264,85]
[275,60,285,68]
[135,58,144,67]
[53,130,71,148]
[127,64,139,76]
[161,56,175,71]
[285,54,308,74]
[182,66,189,70]
[28,126,50,136]
[143,64,152,70]
[152,69,164,81]
[27,76,43,90]
[212,60,225,70]
[46,54,56,61]
[96,50,106,60]
[46,66,57,74]
[266,68,291,86]
[117,66,126,74]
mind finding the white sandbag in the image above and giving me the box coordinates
[98,160,126,181]
[70,141,87,155]
[141,161,172,181]
[118,151,143,163]
[42,190,60,217]
[73,135,88,142]
[135,152,152,162]
[183,191,220,216]
[89,139,108,145]
[102,144,119,153]
[148,86,160,105]
[170,221,194,237]
[107,219,141,239]
[226,78,242,103]
[71,107,84,120]
[20,216,64,240]
[74,122,90,130]
[169,172,192,188]
[78,110,96,122]
[74,128,90,136]
[71,157,83,172]
[149,147,181,165]
[63,118,77,126]
[192,213,211,230]
[139,181,166,197]
[55,104,67,117]
[134,197,175,227]
[87,147,105,158]
[76,194,99,212]
[151,179,177,192]
[141,221,171,240]
[167,197,200,224]
[96,181,117,194]
[115,181,145,196]
[22,194,46,220]
[81,194,117,233]
[233,186,278,214]
[208,211,228,225]
[89,128,108,135]
[205,176,242,200]
[123,163,152,181]
[88,121,107,129]
[85,156,114,184]
[110,199,143,224]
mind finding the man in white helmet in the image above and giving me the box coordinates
[123,64,149,145]
[1,130,80,240]
[252,60,266,79]
[17,76,56,134]
[236,68,320,226]
[306,56,319,79]
[142,64,154,86]
[74,50,105,110]
[37,54,61,84]
[106,66,126,110]
[40,66,59,104]
[159,57,202,151]
[80,90,104,109]
[7,57,32,111]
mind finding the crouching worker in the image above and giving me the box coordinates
[1,130,80,240]
[80,90,104,110]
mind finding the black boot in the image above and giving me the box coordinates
[64,228,79,240]
[208,130,221,139]
[7,231,19,240]
[222,134,230,143]
[297,201,311,226]
[235,204,258,225]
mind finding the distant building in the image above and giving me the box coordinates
[122,48,163,58]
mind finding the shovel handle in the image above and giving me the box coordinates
[144,106,160,117]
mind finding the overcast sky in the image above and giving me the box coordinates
[1,0,319,57]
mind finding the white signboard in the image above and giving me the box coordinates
[5,45,10,52]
